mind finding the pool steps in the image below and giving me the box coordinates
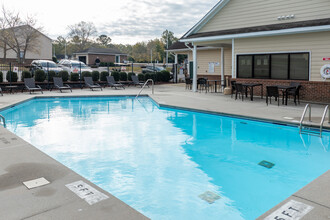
[299,104,329,137]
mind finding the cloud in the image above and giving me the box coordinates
[98,0,218,43]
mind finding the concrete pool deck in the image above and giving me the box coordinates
[0,84,329,219]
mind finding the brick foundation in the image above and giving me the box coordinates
[197,74,330,103]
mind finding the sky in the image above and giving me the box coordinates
[1,0,219,44]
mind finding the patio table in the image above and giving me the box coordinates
[207,80,222,93]
[276,85,296,105]
[241,83,263,101]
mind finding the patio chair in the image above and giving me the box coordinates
[266,86,279,106]
[53,77,72,93]
[287,82,302,105]
[106,76,125,89]
[197,78,211,93]
[230,80,236,98]
[235,83,244,101]
[131,75,146,88]
[84,77,102,91]
[24,78,43,94]
[185,78,192,90]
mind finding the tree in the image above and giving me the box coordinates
[96,34,111,48]
[0,6,43,63]
[161,30,177,50]
[67,21,97,51]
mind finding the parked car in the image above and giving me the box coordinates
[142,65,166,74]
[30,60,63,74]
[58,59,92,74]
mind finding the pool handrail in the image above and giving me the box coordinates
[0,114,6,128]
[320,105,329,137]
[136,79,154,98]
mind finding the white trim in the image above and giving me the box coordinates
[183,0,231,38]
[74,52,127,56]
[181,25,330,43]
[221,47,224,89]
[193,45,198,92]
[232,39,235,78]
[235,51,312,81]
[166,46,224,53]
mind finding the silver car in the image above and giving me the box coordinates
[58,59,92,74]
[31,60,63,74]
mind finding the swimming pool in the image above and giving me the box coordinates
[1,96,329,219]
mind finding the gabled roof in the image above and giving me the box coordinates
[74,47,127,55]
[182,0,231,38]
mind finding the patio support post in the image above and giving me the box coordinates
[221,47,224,91]
[192,44,198,92]
[232,39,235,78]
[175,54,178,64]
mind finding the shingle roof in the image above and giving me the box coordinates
[75,47,126,55]
[183,18,330,40]
[167,41,204,51]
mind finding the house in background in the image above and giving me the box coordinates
[73,47,128,65]
[0,25,52,64]
[170,0,330,103]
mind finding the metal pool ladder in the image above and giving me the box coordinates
[136,79,154,98]
[0,114,6,128]
[299,104,329,137]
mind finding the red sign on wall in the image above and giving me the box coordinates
[323,58,330,61]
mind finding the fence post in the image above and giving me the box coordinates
[9,62,12,86]
[79,62,82,89]
[47,62,49,90]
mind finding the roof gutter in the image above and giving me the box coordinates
[180,25,330,43]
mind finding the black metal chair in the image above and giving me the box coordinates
[235,83,244,101]
[231,80,236,98]
[53,77,72,93]
[131,75,145,88]
[287,82,302,105]
[185,78,192,90]
[197,78,211,93]
[106,76,125,89]
[24,78,43,94]
[84,77,102,91]
[266,86,280,106]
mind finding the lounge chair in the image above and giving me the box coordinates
[24,78,43,94]
[106,76,125,89]
[84,77,102,91]
[131,75,146,88]
[53,77,72,93]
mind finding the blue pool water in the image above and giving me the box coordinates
[1,97,330,220]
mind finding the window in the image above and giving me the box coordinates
[271,54,288,79]
[237,55,252,78]
[237,53,309,80]
[290,53,309,80]
[254,55,269,79]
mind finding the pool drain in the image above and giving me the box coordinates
[258,160,275,169]
[199,191,220,204]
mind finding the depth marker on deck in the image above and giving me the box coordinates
[66,180,109,205]
[264,200,313,220]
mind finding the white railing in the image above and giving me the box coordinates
[0,115,6,128]
[320,105,329,137]
[136,79,154,98]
